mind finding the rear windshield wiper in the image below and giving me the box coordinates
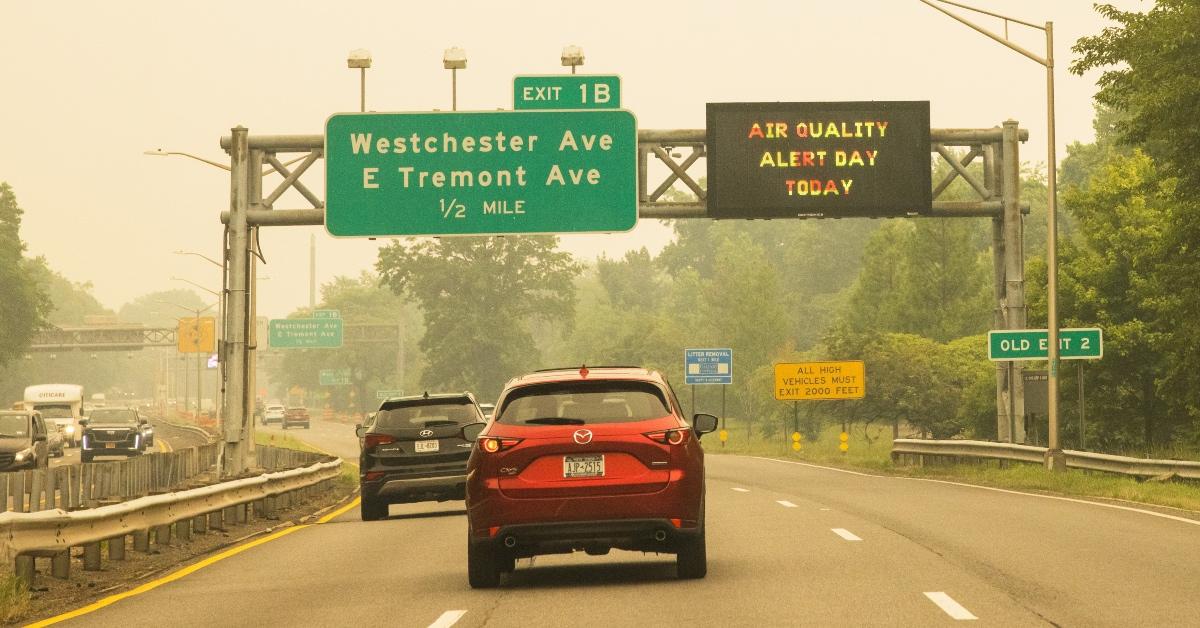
[522,417,586,425]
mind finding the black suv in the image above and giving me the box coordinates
[356,393,486,521]
[81,407,148,462]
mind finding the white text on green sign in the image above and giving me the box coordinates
[268,318,344,349]
[987,328,1103,361]
[513,75,621,110]
[324,110,638,236]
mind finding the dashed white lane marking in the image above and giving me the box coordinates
[924,592,977,620]
[731,487,750,493]
[819,507,832,511]
[776,500,798,508]
[428,610,467,628]
[831,528,862,541]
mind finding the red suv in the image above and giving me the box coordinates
[465,366,718,588]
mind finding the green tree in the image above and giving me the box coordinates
[1071,1,1200,197]
[377,236,580,400]
[0,183,50,367]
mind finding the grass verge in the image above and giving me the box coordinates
[0,575,29,623]
[253,431,358,487]
[710,423,1200,513]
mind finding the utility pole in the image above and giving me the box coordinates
[223,126,250,477]
[309,234,316,310]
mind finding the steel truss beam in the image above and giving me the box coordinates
[219,127,1030,225]
[28,326,176,352]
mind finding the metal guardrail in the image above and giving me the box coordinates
[0,453,341,580]
[892,439,1200,480]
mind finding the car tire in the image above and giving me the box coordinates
[676,523,707,579]
[468,537,501,588]
[498,552,516,574]
[360,495,387,521]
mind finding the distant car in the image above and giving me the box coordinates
[263,404,286,425]
[0,411,51,471]
[80,407,148,462]
[282,407,311,430]
[45,418,73,455]
[139,420,155,448]
[465,366,717,588]
[356,393,487,521]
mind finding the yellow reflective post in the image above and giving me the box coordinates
[839,431,849,453]
[791,431,802,452]
[719,429,728,443]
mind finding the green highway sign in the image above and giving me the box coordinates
[988,328,1103,361]
[376,389,404,400]
[319,368,351,386]
[325,110,638,237]
[313,309,341,319]
[268,318,344,349]
[513,75,621,110]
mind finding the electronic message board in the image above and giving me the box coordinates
[706,102,931,218]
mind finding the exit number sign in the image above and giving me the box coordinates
[513,75,621,110]
[987,328,1103,361]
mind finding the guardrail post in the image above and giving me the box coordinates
[175,519,192,542]
[83,542,101,570]
[236,503,247,524]
[210,510,225,531]
[155,524,171,547]
[51,551,70,579]
[193,514,207,534]
[133,530,150,552]
[109,535,126,561]
[0,474,9,513]
[263,496,277,520]
[14,555,34,585]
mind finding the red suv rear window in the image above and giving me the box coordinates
[497,380,672,425]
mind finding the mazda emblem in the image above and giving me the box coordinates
[419,429,434,438]
[573,429,593,445]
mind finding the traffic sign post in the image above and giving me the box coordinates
[513,75,622,110]
[268,318,344,349]
[324,110,638,237]
[774,361,865,401]
[684,349,733,385]
[319,368,351,386]
[987,328,1102,361]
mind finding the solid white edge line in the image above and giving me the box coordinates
[746,456,1200,528]
[731,487,750,493]
[832,527,862,541]
[428,610,468,628]
[776,500,798,508]
[924,592,977,620]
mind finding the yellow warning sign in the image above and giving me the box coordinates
[774,361,865,400]
[177,317,216,353]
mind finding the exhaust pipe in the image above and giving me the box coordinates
[654,530,667,542]
[503,536,517,548]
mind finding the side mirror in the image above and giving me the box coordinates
[461,422,487,441]
[33,432,47,442]
[692,413,719,437]
[79,419,89,427]
[354,425,365,438]
[139,418,148,425]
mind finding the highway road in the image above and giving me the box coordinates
[47,418,1200,626]
[46,420,208,468]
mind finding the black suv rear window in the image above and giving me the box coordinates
[375,399,479,429]
[497,381,671,425]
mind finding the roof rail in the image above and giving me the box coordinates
[532,365,644,373]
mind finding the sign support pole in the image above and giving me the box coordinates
[720,385,726,448]
[222,126,250,478]
[1078,362,1085,450]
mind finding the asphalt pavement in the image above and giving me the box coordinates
[49,420,1200,626]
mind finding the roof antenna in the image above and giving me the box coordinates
[422,391,430,399]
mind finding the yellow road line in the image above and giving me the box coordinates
[156,439,172,453]
[26,494,361,626]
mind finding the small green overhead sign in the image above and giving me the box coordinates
[513,75,621,110]
[987,328,1103,361]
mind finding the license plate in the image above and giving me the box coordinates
[563,455,605,478]
[105,443,116,449]
[414,440,439,453]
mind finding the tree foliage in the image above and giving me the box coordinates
[377,236,580,401]
[0,183,50,368]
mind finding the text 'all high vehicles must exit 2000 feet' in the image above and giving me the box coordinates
[324,110,638,237]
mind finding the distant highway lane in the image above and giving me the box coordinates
[49,436,1200,626]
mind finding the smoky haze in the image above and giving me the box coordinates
[0,0,1138,317]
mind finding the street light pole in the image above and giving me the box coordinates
[443,47,467,111]
[920,0,1063,470]
[347,49,372,113]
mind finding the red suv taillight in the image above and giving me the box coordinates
[644,428,690,445]
[364,433,397,449]
[479,437,523,453]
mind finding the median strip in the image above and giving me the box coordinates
[924,592,977,621]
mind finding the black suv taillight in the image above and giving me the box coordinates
[364,433,397,449]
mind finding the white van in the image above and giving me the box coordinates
[24,384,84,447]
